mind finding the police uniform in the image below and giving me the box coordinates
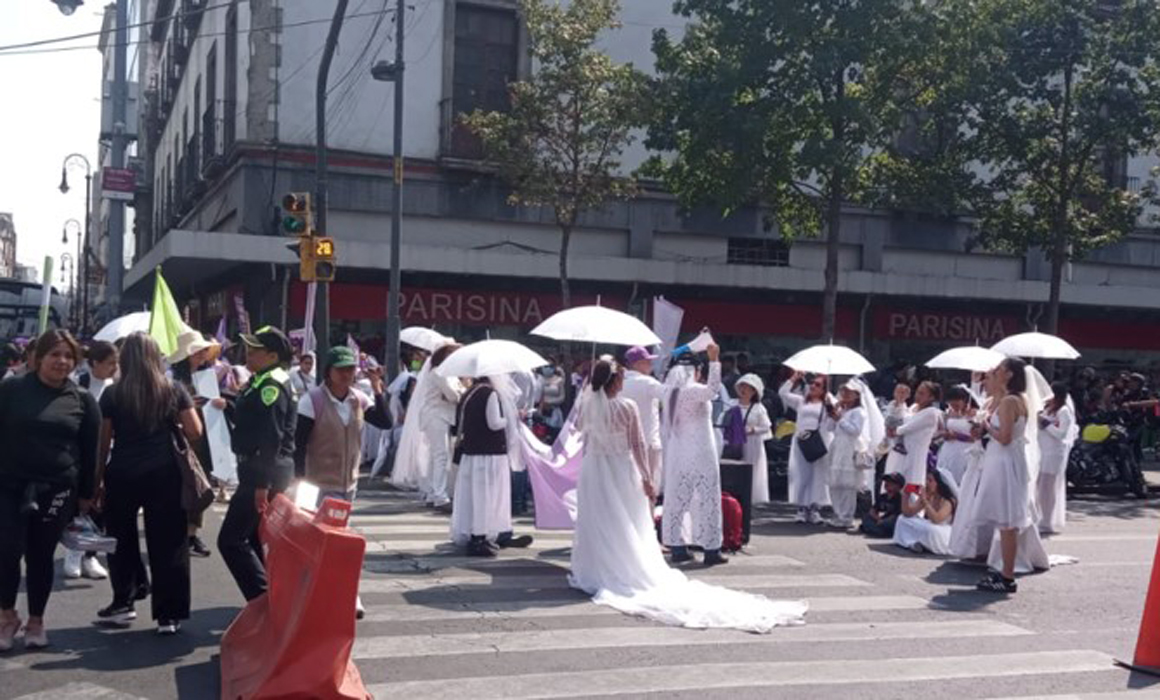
[218,327,297,602]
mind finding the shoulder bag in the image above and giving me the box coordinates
[172,422,214,514]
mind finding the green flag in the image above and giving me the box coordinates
[149,266,185,357]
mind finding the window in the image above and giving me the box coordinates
[727,237,790,267]
[224,4,238,148]
[449,3,519,158]
[204,43,217,161]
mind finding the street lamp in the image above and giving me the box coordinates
[372,33,405,380]
[50,0,84,16]
[59,153,92,336]
[62,219,82,328]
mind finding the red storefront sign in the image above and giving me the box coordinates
[873,310,1019,344]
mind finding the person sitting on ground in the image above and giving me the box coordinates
[860,472,905,538]
[893,468,958,555]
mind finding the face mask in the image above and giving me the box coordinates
[410,359,423,371]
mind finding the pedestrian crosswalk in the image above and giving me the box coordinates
[346,489,1132,699]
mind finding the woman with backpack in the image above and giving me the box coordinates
[93,333,202,634]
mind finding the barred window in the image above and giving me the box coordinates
[727,238,790,267]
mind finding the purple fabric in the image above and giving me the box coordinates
[521,413,585,531]
[723,406,746,450]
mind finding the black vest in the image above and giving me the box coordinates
[458,385,507,456]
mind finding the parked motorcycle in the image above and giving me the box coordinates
[1066,411,1148,497]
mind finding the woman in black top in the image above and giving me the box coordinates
[94,333,202,635]
[0,330,101,651]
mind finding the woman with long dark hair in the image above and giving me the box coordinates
[570,359,807,632]
[893,468,958,555]
[974,357,1031,593]
[0,330,101,650]
[94,333,202,634]
[1037,381,1076,534]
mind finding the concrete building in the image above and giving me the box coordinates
[126,0,1160,366]
[0,213,15,280]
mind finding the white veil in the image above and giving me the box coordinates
[851,378,886,452]
[661,364,697,444]
[490,373,526,473]
[1023,364,1052,488]
[390,357,434,490]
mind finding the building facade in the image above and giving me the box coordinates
[0,213,15,280]
[126,0,1160,366]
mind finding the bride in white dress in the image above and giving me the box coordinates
[569,360,808,633]
[973,356,1035,594]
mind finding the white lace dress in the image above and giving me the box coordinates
[570,396,808,632]
[661,363,725,550]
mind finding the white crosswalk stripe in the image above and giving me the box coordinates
[347,496,1129,698]
[11,683,150,700]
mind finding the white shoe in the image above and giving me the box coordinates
[82,555,108,580]
[793,508,808,524]
[63,550,83,579]
[807,509,823,525]
[355,596,366,621]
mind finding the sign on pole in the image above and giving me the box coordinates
[38,256,54,335]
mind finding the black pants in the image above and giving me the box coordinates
[105,465,191,621]
[0,482,74,617]
[219,481,286,601]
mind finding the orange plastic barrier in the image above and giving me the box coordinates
[220,495,371,699]
[1118,528,1160,677]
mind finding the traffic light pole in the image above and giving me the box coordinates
[385,0,405,382]
[313,0,351,358]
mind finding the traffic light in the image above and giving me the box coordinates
[287,235,337,283]
[281,192,313,236]
[313,236,336,282]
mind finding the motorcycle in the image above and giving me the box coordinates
[1066,411,1148,497]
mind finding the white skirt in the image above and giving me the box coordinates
[950,447,992,559]
[787,434,832,508]
[971,440,1032,531]
[449,454,512,545]
[743,434,770,505]
[937,440,973,486]
[893,515,953,556]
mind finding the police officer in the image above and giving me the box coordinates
[218,326,296,601]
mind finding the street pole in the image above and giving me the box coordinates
[386,0,405,382]
[83,172,91,336]
[313,0,350,359]
[106,0,128,316]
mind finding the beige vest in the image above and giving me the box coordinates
[304,387,364,492]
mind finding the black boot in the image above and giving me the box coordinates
[467,535,496,558]
[496,531,534,549]
[670,546,694,564]
[703,549,729,567]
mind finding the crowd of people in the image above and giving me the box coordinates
[1,321,1158,649]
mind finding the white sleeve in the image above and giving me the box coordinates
[779,381,804,410]
[485,392,506,431]
[297,392,315,419]
[354,388,373,412]
[837,408,864,436]
[897,407,939,436]
[1044,405,1074,440]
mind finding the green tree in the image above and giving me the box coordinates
[889,0,1160,334]
[648,0,926,340]
[460,0,648,308]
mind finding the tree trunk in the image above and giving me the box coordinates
[1045,231,1066,335]
[559,222,573,309]
[822,178,842,343]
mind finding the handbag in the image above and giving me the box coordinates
[798,429,828,463]
[172,423,214,514]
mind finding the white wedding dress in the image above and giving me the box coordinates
[569,392,807,633]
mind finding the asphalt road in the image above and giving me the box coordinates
[5,479,1160,699]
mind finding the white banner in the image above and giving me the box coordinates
[651,296,684,375]
[301,281,317,354]
[192,369,238,484]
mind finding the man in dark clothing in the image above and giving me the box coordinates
[219,326,297,601]
[860,473,905,538]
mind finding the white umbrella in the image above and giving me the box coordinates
[991,332,1081,360]
[783,343,875,376]
[925,346,1007,373]
[93,311,152,343]
[531,305,661,346]
[400,326,453,352]
[436,339,549,378]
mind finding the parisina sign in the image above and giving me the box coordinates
[881,311,1016,342]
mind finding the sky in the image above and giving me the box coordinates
[0,1,119,288]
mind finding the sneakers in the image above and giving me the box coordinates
[703,550,729,567]
[807,508,823,525]
[355,596,366,621]
[63,550,84,579]
[466,536,496,558]
[976,571,1018,594]
[157,620,181,635]
[21,623,48,649]
[189,536,212,558]
[82,554,108,580]
[497,534,534,549]
[793,508,808,524]
[0,615,20,652]
[97,603,137,626]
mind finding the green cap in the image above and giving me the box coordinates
[326,346,358,370]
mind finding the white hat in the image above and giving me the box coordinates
[168,330,219,365]
[735,373,765,399]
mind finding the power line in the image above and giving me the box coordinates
[0,7,398,57]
